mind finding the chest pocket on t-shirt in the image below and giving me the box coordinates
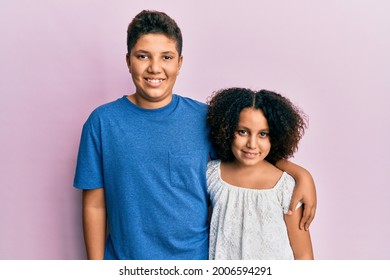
[169,152,202,190]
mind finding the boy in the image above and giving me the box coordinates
[74,10,316,260]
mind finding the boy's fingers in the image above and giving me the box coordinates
[287,197,300,215]
[300,204,316,231]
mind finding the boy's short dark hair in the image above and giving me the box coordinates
[207,88,308,165]
[127,10,183,56]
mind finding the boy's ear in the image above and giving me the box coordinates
[178,55,183,71]
[126,53,131,73]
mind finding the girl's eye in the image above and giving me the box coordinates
[237,130,247,136]
[259,132,269,138]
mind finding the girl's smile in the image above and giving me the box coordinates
[231,108,271,167]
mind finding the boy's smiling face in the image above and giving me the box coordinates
[126,33,183,109]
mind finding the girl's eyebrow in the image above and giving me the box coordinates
[236,125,270,131]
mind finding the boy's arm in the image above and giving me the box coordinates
[82,188,107,260]
[284,206,314,260]
[276,160,317,230]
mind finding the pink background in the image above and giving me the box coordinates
[1,0,389,259]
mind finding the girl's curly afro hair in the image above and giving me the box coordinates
[206,87,308,165]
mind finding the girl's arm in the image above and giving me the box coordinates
[276,160,317,231]
[82,188,107,260]
[284,206,314,260]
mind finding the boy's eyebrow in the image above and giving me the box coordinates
[162,51,176,55]
[133,49,150,53]
[133,49,176,55]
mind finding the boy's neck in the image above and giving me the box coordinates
[127,93,173,109]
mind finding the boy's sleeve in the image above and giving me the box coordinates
[73,118,104,190]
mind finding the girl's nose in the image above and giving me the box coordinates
[246,136,256,149]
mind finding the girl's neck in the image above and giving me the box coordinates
[220,160,282,190]
[230,159,269,172]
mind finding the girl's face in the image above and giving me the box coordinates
[231,108,271,167]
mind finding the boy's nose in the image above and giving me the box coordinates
[148,59,162,73]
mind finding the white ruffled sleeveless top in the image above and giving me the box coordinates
[207,160,300,260]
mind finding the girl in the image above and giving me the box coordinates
[206,88,314,260]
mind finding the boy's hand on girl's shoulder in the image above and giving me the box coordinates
[288,177,317,231]
[287,200,316,231]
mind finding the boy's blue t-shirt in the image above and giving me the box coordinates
[74,95,214,259]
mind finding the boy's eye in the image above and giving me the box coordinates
[163,55,173,60]
[137,55,148,60]
[237,130,247,136]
